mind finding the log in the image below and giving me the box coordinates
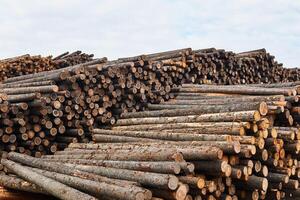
[1,159,96,200]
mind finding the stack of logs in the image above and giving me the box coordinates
[0,51,94,82]
[1,83,300,199]
[2,47,300,158]
[0,48,192,157]
[185,48,300,85]
[53,51,94,69]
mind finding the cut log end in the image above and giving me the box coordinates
[136,192,147,200]
[176,184,189,200]
[259,102,268,116]
[168,176,179,190]
[254,111,261,121]
[262,178,268,191]
[197,178,205,189]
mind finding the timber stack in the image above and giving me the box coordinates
[0,51,94,82]
[0,48,191,157]
[52,51,94,68]
[90,83,299,199]
[1,48,300,157]
[1,83,300,199]
[1,48,300,199]
[185,48,300,85]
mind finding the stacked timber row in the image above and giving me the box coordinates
[3,83,300,199]
[0,47,300,158]
[2,48,300,85]
[0,59,108,157]
[0,48,191,156]
[0,51,94,82]
[185,48,300,85]
[88,83,299,199]
[0,54,55,82]
[52,50,94,68]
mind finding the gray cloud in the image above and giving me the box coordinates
[0,0,299,67]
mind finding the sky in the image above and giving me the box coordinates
[0,0,299,67]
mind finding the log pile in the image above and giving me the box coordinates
[0,51,94,82]
[2,83,300,199]
[0,48,192,157]
[1,47,300,158]
[0,59,107,157]
[185,48,300,85]
[89,83,299,199]
[53,51,94,69]
[0,55,54,82]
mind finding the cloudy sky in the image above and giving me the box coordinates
[0,0,299,67]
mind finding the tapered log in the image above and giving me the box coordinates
[235,175,268,191]
[92,129,231,142]
[146,102,268,115]
[1,159,96,200]
[174,85,296,96]
[112,122,248,135]
[0,174,46,194]
[30,167,150,200]
[163,127,245,136]
[115,111,260,126]
[44,146,223,161]
[0,85,59,95]
[0,80,55,88]
[92,134,160,143]
[193,160,231,177]
[64,163,179,190]
[177,176,205,189]
[59,140,233,155]
[40,159,183,174]
[6,93,41,103]
[267,172,289,183]
[121,102,268,119]
[7,152,139,187]
[283,179,299,190]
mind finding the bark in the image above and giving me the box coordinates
[40,159,183,174]
[1,159,96,200]
[30,167,150,200]
[115,111,260,126]
[121,102,268,118]
[92,129,231,142]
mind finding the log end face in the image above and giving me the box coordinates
[168,175,179,190]
[262,178,268,191]
[253,111,261,121]
[52,85,59,93]
[236,169,242,179]
[175,184,189,200]
[186,163,195,174]
[259,102,268,116]
[262,149,268,161]
[174,164,181,174]
[224,165,232,177]
[143,190,152,200]
[197,178,205,189]
[270,128,278,138]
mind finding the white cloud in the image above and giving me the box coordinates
[0,0,299,67]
